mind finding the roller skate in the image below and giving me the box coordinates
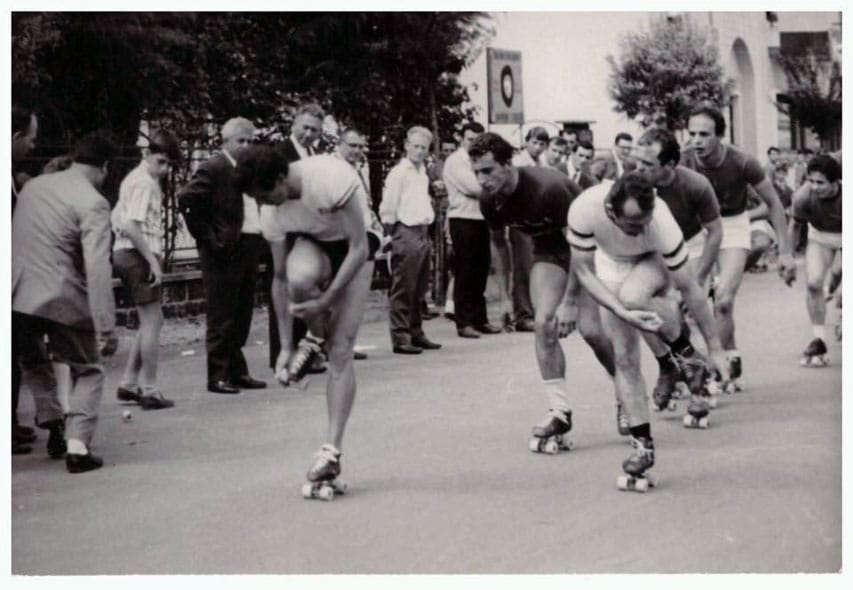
[677,356,713,427]
[800,338,828,368]
[683,397,711,429]
[301,443,347,501]
[617,436,656,492]
[279,334,325,388]
[529,409,573,454]
[651,360,679,412]
[615,403,631,437]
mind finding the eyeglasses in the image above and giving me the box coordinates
[344,142,367,150]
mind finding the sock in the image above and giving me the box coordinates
[629,423,651,440]
[543,378,570,415]
[812,324,827,341]
[667,331,695,357]
[67,438,87,455]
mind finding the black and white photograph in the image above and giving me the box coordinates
[5,0,847,582]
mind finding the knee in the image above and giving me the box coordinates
[806,275,825,295]
[326,338,355,370]
[613,350,640,376]
[714,294,734,316]
[578,315,606,346]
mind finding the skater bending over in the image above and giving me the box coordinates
[567,172,727,484]
[236,144,374,494]
[468,132,617,449]
[789,155,842,367]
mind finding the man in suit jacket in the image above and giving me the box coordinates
[267,103,326,371]
[178,117,267,394]
[567,140,599,190]
[12,132,119,473]
[598,132,637,180]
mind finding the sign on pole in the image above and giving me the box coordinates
[487,48,524,125]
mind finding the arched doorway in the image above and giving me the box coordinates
[730,38,757,154]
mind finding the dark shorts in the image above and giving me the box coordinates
[287,232,378,278]
[113,249,162,305]
[532,236,572,273]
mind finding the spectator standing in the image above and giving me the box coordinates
[599,132,636,180]
[380,126,442,354]
[12,132,120,473]
[111,129,181,409]
[178,117,267,394]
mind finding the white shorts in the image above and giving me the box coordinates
[808,225,842,250]
[685,231,706,261]
[749,219,775,240]
[595,249,636,290]
[720,212,751,251]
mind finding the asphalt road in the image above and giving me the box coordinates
[10,269,843,574]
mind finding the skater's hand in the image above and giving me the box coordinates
[777,253,796,286]
[708,348,730,384]
[274,350,290,385]
[620,309,663,333]
[556,300,578,338]
[146,256,163,287]
[290,295,331,319]
[98,331,119,357]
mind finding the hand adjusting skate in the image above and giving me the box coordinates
[529,409,573,454]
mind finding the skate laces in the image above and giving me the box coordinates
[629,437,654,457]
[546,408,570,425]
[313,443,341,464]
[290,336,324,374]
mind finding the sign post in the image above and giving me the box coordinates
[487,48,524,127]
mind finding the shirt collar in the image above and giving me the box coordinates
[222,149,237,168]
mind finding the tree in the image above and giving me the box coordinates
[606,15,733,131]
[774,49,841,149]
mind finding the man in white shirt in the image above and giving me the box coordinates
[443,122,501,338]
[380,126,442,354]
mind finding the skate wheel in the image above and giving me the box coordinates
[544,439,560,455]
[529,438,542,453]
[318,485,335,501]
[800,357,810,367]
[667,400,677,412]
[301,482,314,499]
[682,415,693,427]
[707,397,718,409]
[617,475,629,490]
[634,478,649,493]
[698,417,709,429]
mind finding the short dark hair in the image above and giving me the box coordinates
[12,105,34,135]
[235,144,290,195]
[72,131,119,167]
[806,154,841,183]
[574,139,594,154]
[461,121,485,136]
[607,171,656,217]
[468,132,515,166]
[688,103,726,137]
[638,128,681,167]
[294,103,325,120]
[525,126,549,142]
[766,146,780,156]
[614,132,633,145]
[549,136,568,148]
[148,129,182,162]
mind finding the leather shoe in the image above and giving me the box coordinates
[46,421,66,459]
[117,385,142,403]
[208,380,240,394]
[411,337,441,350]
[475,323,502,335]
[353,350,368,360]
[140,392,175,410]
[457,326,481,339]
[66,452,104,474]
[12,440,32,455]
[233,375,267,389]
[393,344,423,355]
[13,424,37,444]
[515,318,535,332]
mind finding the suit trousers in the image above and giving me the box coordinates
[509,227,534,322]
[199,233,265,384]
[13,313,103,445]
[388,223,431,346]
[449,218,491,329]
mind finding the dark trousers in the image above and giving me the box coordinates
[509,227,534,322]
[449,218,491,329]
[12,320,21,426]
[388,223,431,346]
[199,233,264,384]
[13,313,102,445]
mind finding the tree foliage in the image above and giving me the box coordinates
[12,12,493,152]
[606,16,733,131]
[774,50,841,147]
